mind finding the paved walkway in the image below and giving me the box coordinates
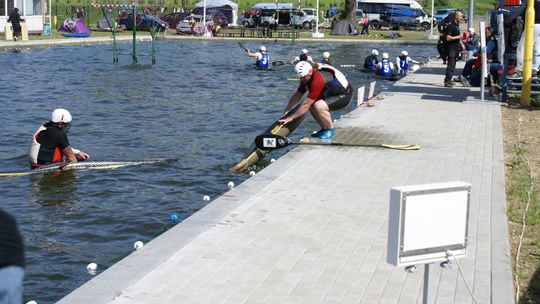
[57,62,514,304]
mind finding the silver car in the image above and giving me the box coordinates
[176,15,214,34]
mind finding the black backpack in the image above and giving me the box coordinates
[437,12,454,36]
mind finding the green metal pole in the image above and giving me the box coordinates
[151,25,156,64]
[101,7,118,63]
[132,4,137,64]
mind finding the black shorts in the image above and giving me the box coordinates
[326,85,353,111]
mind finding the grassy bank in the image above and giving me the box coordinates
[502,102,540,303]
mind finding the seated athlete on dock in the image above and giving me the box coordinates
[28,109,90,168]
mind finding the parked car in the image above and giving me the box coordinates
[433,8,456,22]
[118,13,168,31]
[191,8,229,27]
[290,9,317,29]
[161,12,190,29]
[176,15,214,35]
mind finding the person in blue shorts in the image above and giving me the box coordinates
[245,45,269,69]
[278,62,353,139]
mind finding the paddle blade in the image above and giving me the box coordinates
[381,144,421,150]
[254,134,292,150]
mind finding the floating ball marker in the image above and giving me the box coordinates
[227,181,235,189]
[134,241,144,250]
[249,171,256,176]
[26,301,38,304]
[87,263,97,271]
[203,195,210,201]
[169,213,180,222]
[270,159,276,163]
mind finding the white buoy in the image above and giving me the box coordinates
[270,159,276,163]
[134,241,144,250]
[227,181,235,189]
[249,171,256,176]
[26,301,38,304]
[86,263,97,271]
[203,195,210,201]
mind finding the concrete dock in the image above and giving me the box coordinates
[57,61,514,304]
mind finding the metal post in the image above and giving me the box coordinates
[522,0,536,106]
[467,0,474,31]
[480,22,487,101]
[423,263,432,304]
[430,0,434,38]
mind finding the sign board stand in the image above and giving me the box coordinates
[387,181,472,304]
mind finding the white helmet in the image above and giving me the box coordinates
[295,61,313,78]
[372,49,379,56]
[401,50,408,56]
[301,49,309,54]
[259,45,266,52]
[51,109,72,123]
[382,52,389,59]
[323,51,330,59]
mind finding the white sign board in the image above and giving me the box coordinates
[387,181,471,267]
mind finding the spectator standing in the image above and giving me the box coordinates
[0,209,25,304]
[443,11,463,87]
[7,8,24,41]
[360,14,369,35]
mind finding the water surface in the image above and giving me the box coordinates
[0,39,436,303]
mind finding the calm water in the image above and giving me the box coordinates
[0,39,436,303]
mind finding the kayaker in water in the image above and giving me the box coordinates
[290,49,314,65]
[245,45,269,69]
[396,50,420,76]
[321,52,332,66]
[364,49,379,71]
[278,62,353,139]
[28,109,90,167]
[375,52,396,78]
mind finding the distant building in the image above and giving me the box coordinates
[0,0,50,34]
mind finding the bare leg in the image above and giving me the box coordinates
[310,100,334,129]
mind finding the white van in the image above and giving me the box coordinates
[356,0,432,30]
[240,3,317,29]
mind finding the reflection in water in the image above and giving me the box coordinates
[28,171,78,206]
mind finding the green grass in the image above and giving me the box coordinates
[505,137,540,303]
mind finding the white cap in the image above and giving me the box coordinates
[323,51,330,59]
[51,109,72,123]
[259,45,266,52]
[401,50,408,56]
[301,49,309,54]
[382,52,389,59]
[372,49,379,56]
[295,61,313,78]
[468,27,474,33]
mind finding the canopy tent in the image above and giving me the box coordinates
[194,0,238,25]
[331,20,358,35]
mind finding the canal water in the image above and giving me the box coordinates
[0,39,436,303]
